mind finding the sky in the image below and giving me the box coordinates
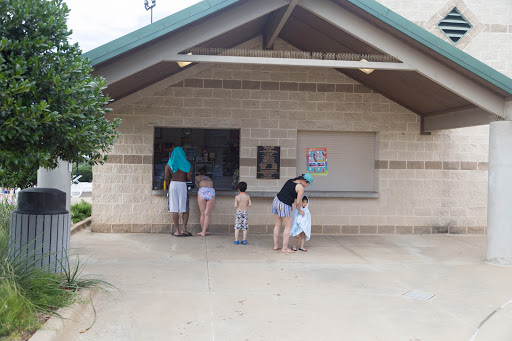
[65,0,202,52]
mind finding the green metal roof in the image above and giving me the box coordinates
[83,0,512,95]
[345,0,512,95]
[83,0,243,66]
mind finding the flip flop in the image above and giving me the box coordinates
[172,232,184,237]
[299,248,308,252]
[291,246,297,251]
[181,231,193,236]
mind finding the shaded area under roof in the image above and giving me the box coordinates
[85,0,512,126]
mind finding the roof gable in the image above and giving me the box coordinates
[83,0,512,96]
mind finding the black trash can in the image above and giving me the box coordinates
[9,188,70,273]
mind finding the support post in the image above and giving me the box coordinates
[37,159,71,212]
[486,120,512,265]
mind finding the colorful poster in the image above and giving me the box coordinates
[307,148,328,175]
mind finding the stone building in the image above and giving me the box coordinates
[85,0,512,260]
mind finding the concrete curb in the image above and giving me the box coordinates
[70,217,91,236]
[30,291,99,341]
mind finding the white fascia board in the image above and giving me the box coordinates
[97,0,289,84]
[263,0,299,49]
[423,106,491,132]
[300,0,505,118]
[169,54,415,70]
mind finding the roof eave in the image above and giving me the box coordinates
[343,0,512,95]
[83,0,244,66]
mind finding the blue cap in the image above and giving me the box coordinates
[303,173,313,186]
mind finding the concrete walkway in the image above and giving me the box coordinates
[32,230,512,341]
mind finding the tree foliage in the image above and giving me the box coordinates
[0,0,120,171]
[0,165,37,189]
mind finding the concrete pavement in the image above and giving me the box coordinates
[31,230,512,341]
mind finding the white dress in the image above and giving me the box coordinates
[290,196,311,241]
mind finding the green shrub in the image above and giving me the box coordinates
[70,200,92,224]
[0,202,116,338]
[0,280,38,336]
[71,163,93,182]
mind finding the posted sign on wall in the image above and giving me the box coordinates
[257,146,280,179]
[307,147,328,175]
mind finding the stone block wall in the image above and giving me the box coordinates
[92,42,489,234]
[376,0,512,77]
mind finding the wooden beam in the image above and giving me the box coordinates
[423,106,491,132]
[300,0,506,119]
[170,53,415,70]
[108,37,263,110]
[263,0,299,49]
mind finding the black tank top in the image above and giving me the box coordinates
[277,179,298,206]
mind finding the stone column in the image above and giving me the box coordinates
[486,120,512,265]
[37,159,71,212]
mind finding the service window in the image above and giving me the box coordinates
[153,128,240,191]
[296,131,376,192]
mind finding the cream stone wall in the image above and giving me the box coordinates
[92,46,489,235]
[376,0,512,77]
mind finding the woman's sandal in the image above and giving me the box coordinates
[299,248,307,252]
[291,246,297,251]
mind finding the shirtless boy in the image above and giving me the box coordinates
[233,182,251,245]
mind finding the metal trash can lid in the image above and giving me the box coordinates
[15,188,68,214]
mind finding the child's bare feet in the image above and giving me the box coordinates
[281,248,295,253]
[196,232,206,236]
[273,246,280,250]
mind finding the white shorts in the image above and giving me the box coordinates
[168,182,189,213]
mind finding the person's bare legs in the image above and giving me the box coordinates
[281,216,294,253]
[201,197,215,236]
[300,232,306,251]
[292,235,300,251]
[235,229,240,242]
[197,195,207,236]
[172,212,180,235]
[273,215,282,250]
[242,230,247,241]
[181,211,190,234]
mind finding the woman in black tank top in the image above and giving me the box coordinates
[272,174,312,253]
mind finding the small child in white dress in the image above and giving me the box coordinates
[290,196,311,251]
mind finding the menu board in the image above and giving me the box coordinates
[257,146,280,179]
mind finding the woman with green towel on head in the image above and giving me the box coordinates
[165,146,192,236]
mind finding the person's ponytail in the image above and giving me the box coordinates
[292,174,306,181]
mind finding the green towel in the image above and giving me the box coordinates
[168,146,191,173]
